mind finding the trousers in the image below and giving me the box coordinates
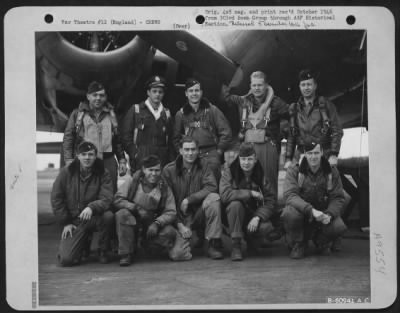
[253,141,279,197]
[281,205,347,247]
[115,208,177,256]
[103,155,118,193]
[183,193,223,240]
[57,211,114,266]
[225,200,274,247]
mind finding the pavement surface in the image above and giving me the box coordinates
[37,169,370,307]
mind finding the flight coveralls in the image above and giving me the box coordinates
[51,158,114,266]
[219,158,277,248]
[121,101,174,171]
[223,93,289,197]
[281,157,347,248]
[285,95,343,162]
[63,101,126,192]
[113,171,187,260]
[173,98,232,180]
[162,156,223,244]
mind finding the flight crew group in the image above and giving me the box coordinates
[52,69,347,266]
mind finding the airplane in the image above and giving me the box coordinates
[35,30,371,304]
[36,29,367,136]
[36,29,368,221]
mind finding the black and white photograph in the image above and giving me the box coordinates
[4,6,397,310]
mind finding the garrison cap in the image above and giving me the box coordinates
[298,69,318,82]
[238,142,256,157]
[77,141,98,154]
[185,78,201,90]
[302,142,320,153]
[87,81,106,94]
[141,154,161,168]
[146,75,166,90]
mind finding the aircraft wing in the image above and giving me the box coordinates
[138,31,243,87]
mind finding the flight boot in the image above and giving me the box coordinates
[231,238,243,261]
[207,238,224,260]
[331,237,342,252]
[290,242,305,259]
[316,244,331,256]
[98,250,109,264]
[119,254,133,266]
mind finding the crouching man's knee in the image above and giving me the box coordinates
[57,241,80,267]
[323,216,347,238]
[202,193,221,215]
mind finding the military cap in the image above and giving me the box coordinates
[185,77,201,90]
[302,142,320,153]
[238,142,256,157]
[298,69,318,82]
[141,154,161,168]
[146,75,166,90]
[77,141,98,154]
[87,81,106,94]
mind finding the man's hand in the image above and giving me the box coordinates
[284,160,292,169]
[146,222,160,240]
[119,160,128,176]
[312,208,324,222]
[250,191,263,201]
[247,216,260,233]
[177,223,192,239]
[328,155,338,167]
[180,199,189,215]
[321,214,332,225]
[61,224,76,239]
[312,208,331,224]
[79,207,93,221]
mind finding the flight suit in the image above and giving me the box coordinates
[220,158,276,247]
[222,93,289,197]
[285,95,343,162]
[121,101,173,171]
[282,157,347,248]
[63,101,126,192]
[51,158,114,266]
[173,98,232,180]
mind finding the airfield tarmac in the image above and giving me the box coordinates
[37,169,370,307]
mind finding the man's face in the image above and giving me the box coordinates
[147,87,165,105]
[299,78,318,99]
[250,77,268,98]
[87,89,107,110]
[180,141,199,164]
[142,164,161,184]
[305,144,322,169]
[78,150,97,169]
[185,84,203,106]
[239,154,257,173]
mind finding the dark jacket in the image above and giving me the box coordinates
[286,95,343,160]
[283,156,345,218]
[121,101,174,169]
[63,101,125,162]
[162,155,218,220]
[112,170,176,227]
[173,98,232,153]
[220,158,276,221]
[223,93,289,145]
[51,158,113,226]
